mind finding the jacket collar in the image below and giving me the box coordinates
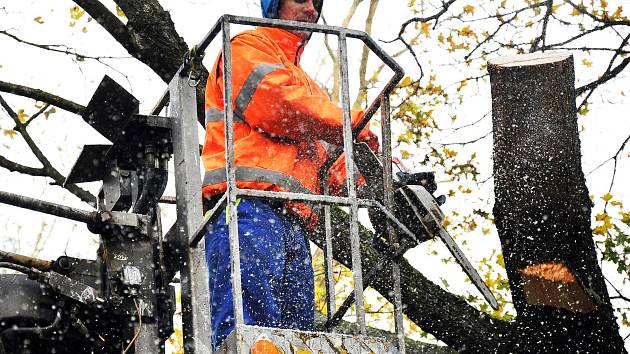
[256,26,307,64]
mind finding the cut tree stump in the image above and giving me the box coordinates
[489,52,626,353]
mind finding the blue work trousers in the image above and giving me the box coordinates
[204,199,315,348]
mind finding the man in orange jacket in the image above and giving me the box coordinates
[202,0,378,348]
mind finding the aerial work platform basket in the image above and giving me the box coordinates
[164,15,408,354]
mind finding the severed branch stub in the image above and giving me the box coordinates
[489,52,626,351]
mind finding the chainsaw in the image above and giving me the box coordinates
[324,142,498,329]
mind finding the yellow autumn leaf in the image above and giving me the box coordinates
[3,129,17,138]
[116,5,126,17]
[17,109,29,123]
[602,193,613,202]
[443,147,458,158]
[593,223,612,235]
[457,79,468,91]
[44,107,57,119]
[82,26,88,33]
[70,6,85,20]
[437,32,445,43]
[69,21,76,27]
[571,5,586,16]
[458,25,477,38]
[34,16,44,24]
[482,227,491,236]
[496,253,505,267]
[442,216,451,228]
[421,22,430,38]
[582,59,593,67]
[611,200,623,208]
[595,212,610,222]
[463,4,475,15]
[600,0,608,9]
[399,76,413,87]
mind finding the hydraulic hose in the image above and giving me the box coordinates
[0,262,37,276]
[0,309,63,354]
[0,250,53,272]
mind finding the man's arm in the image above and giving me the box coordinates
[216,33,363,145]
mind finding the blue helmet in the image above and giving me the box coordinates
[261,0,324,20]
[261,0,281,19]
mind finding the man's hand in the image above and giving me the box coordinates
[357,126,379,153]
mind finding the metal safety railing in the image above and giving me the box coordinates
[157,15,406,354]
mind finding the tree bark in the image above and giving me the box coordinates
[489,52,626,353]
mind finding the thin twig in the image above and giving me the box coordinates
[71,0,136,55]
[0,95,95,205]
[530,0,553,53]
[0,155,46,176]
[576,33,630,96]
[24,104,50,127]
[382,0,457,73]
[604,276,630,302]
[0,30,129,60]
[439,131,492,146]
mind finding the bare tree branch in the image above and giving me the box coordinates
[384,0,457,75]
[439,130,492,146]
[543,23,618,49]
[602,134,630,211]
[604,276,630,302]
[565,0,630,26]
[529,0,553,53]
[71,0,135,54]
[321,16,340,103]
[353,0,379,110]
[576,53,630,96]
[24,104,50,127]
[0,95,95,206]
[464,13,516,60]
[0,30,129,61]
[0,155,47,176]
[0,80,85,115]
[576,33,630,113]
[341,0,364,27]
[395,0,458,38]
[112,0,189,81]
[323,0,370,106]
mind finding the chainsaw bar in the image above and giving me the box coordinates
[399,185,499,310]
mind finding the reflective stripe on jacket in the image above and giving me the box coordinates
[201,26,362,203]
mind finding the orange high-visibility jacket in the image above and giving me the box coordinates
[201,26,366,210]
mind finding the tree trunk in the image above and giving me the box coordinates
[489,52,626,353]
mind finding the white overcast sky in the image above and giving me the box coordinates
[0,0,628,346]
